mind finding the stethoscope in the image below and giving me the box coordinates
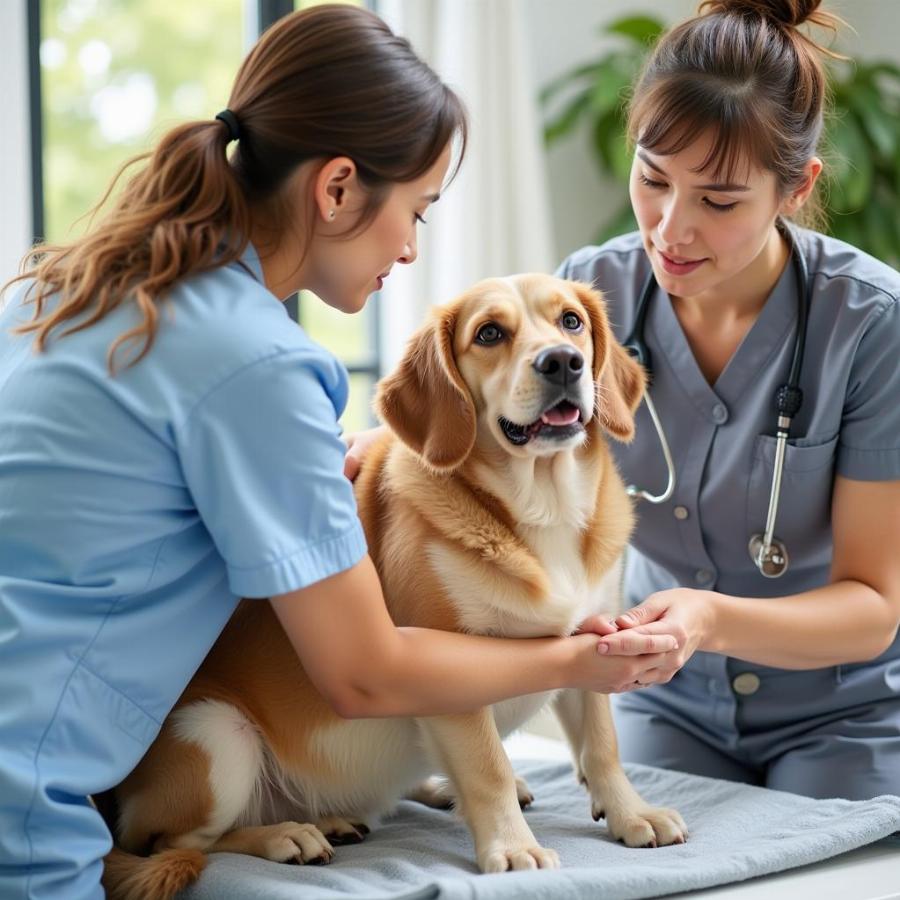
[622,229,811,578]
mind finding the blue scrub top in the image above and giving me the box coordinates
[558,228,900,794]
[0,245,367,899]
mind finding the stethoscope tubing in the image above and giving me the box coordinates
[621,226,811,578]
[625,389,675,504]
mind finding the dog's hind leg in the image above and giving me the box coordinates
[407,774,534,809]
[121,699,336,866]
[206,822,333,863]
[315,816,370,845]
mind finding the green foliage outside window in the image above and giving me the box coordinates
[41,0,374,429]
[541,13,900,268]
[41,0,244,243]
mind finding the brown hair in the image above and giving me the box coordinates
[626,0,844,228]
[7,4,467,370]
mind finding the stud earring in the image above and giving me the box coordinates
[328,210,336,220]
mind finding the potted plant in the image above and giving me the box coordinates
[541,13,900,267]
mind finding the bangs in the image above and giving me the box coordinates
[629,77,773,184]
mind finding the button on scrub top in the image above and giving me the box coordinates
[558,228,900,799]
[0,245,367,899]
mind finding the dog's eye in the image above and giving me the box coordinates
[561,312,583,332]
[475,323,504,345]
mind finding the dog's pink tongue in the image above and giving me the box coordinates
[541,404,580,426]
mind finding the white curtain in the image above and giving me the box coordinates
[376,0,556,371]
[0,2,33,288]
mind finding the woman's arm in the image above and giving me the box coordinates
[270,554,678,719]
[707,475,900,667]
[606,477,900,671]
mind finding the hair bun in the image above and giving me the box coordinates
[700,0,824,28]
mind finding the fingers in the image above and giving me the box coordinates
[343,453,362,482]
[611,620,689,649]
[575,615,619,636]
[597,632,678,656]
[341,426,387,482]
[615,596,666,629]
[612,660,680,693]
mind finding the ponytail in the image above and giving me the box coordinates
[9,119,248,370]
[5,5,467,372]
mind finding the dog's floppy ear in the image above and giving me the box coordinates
[600,340,646,442]
[375,305,476,471]
[573,282,646,443]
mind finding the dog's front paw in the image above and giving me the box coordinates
[478,838,560,872]
[602,803,688,848]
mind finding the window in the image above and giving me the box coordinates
[39,0,245,243]
[33,0,380,430]
[278,0,379,431]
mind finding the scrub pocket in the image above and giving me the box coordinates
[746,433,838,573]
[38,662,162,796]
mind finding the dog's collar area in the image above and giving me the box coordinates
[498,400,584,445]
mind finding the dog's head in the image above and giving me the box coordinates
[376,274,646,471]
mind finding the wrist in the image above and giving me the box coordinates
[548,634,579,691]
[699,590,730,654]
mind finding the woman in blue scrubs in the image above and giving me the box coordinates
[557,0,900,800]
[0,8,678,900]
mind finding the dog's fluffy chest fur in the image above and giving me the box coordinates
[403,448,624,641]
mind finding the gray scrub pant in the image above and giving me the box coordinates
[611,659,900,800]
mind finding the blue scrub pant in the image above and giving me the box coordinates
[612,661,900,800]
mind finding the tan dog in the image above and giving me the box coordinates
[102,275,687,899]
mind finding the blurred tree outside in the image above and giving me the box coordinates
[40,0,375,430]
[41,0,244,243]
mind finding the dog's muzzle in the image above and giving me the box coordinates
[498,394,587,448]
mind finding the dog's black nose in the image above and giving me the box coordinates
[533,345,584,386]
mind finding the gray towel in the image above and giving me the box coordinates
[180,761,900,900]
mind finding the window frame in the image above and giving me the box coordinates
[28,0,381,387]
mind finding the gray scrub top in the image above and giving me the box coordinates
[558,227,900,704]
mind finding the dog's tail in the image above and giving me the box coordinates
[102,846,207,900]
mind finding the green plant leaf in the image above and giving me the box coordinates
[596,202,638,245]
[842,82,896,160]
[826,111,873,213]
[587,53,636,115]
[544,89,593,144]
[611,133,633,182]
[604,15,665,46]
[866,60,900,85]
[828,210,865,249]
[592,110,619,172]
[540,62,605,105]
[592,111,632,180]
[859,195,897,264]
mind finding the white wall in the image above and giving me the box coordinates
[0,1,33,287]
[525,0,900,265]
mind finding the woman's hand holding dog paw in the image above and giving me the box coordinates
[599,588,716,688]
[566,633,680,694]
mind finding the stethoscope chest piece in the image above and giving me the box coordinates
[748,533,789,578]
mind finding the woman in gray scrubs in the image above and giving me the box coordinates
[558,0,900,800]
